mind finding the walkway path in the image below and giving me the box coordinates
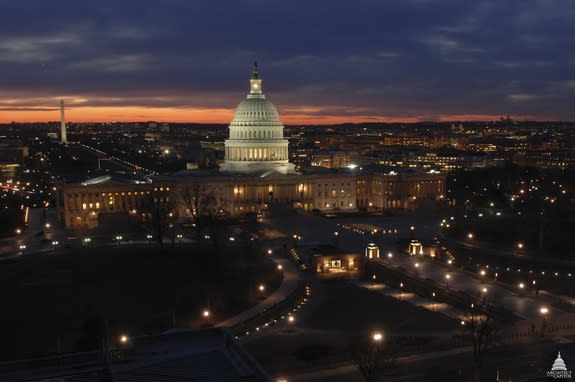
[216,254,301,329]
[353,280,465,320]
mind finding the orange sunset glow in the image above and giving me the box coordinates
[0,106,549,124]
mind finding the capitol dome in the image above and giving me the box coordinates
[552,352,568,371]
[230,98,282,127]
[220,62,296,175]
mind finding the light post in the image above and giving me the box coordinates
[399,282,404,300]
[203,309,210,321]
[258,284,266,300]
[177,234,183,243]
[147,234,152,244]
[372,331,383,352]
[371,274,376,289]
[432,292,436,311]
[540,307,549,336]
[387,252,393,265]
[445,274,451,289]
[334,231,339,247]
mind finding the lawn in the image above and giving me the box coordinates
[0,244,281,360]
[243,279,458,375]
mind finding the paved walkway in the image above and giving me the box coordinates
[354,280,466,320]
[216,254,301,328]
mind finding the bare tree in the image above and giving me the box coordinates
[178,183,221,245]
[463,297,498,382]
[350,337,396,382]
[141,186,176,247]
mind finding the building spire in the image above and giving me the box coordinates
[248,62,263,98]
[252,61,259,79]
[60,98,67,144]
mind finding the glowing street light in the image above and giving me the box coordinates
[480,270,486,276]
[277,264,283,270]
[519,282,525,290]
[288,315,295,323]
[120,335,128,344]
[467,233,474,239]
[517,242,524,249]
[372,332,383,343]
[203,309,210,318]
[259,284,265,292]
[445,274,451,288]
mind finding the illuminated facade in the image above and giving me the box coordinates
[219,62,295,175]
[56,65,446,229]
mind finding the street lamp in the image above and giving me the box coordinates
[203,309,210,318]
[540,307,549,335]
[432,292,436,311]
[146,234,152,244]
[277,264,283,270]
[119,335,129,344]
[467,233,474,239]
[519,282,525,290]
[288,315,295,323]
[445,274,451,289]
[517,242,524,249]
[259,284,265,292]
[372,332,383,342]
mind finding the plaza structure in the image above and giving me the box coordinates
[56,65,446,229]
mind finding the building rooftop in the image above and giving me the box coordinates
[0,328,271,382]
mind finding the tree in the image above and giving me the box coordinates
[177,183,222,245]
[141,186,176,247]
[463,296,498,382]
[350,335,396,382]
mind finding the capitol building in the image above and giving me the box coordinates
[57,65,446,229]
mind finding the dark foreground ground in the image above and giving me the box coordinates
[244,278,458,377]
[0,244,281,360]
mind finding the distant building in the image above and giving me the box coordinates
[0,144,28,179]
[311,151,350,169]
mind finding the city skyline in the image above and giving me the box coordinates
[1,0,575,124]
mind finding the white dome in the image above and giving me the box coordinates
[220,62,296,175]
[230,98,283,127]
[553,353,568,371]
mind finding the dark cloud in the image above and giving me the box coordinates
[0,0,574,120]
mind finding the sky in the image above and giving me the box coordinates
[0,0,574,124]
